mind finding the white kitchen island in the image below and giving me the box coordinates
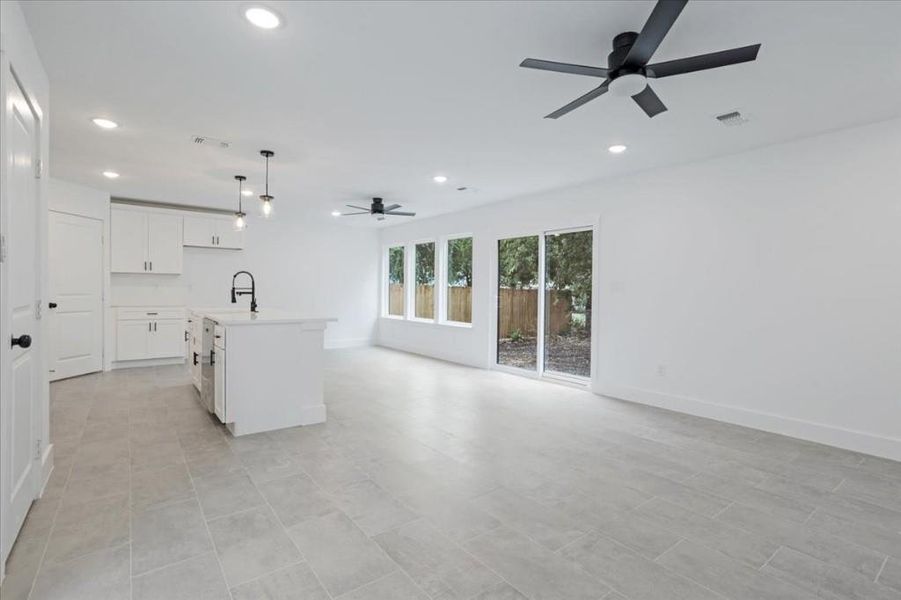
[197,309,336,436]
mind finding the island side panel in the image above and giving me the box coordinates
[225,321,327,436]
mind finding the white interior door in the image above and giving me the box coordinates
[1,68,41,562]
[48,211,103,381]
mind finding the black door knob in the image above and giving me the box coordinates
[11,334,32,348]
[48,302,58,309]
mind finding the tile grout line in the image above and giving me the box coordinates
[251,463,336,599]
[183,434,236,600]
[24,433,80,599]
[758,545,783,571]
[874,555,889,584]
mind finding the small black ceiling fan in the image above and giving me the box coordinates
[341,197,415,221]
[520,0,760,119]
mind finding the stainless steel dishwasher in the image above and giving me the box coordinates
[200,318,216,413]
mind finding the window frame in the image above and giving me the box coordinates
[409,239,437,322]
[382,243,407,319]
[381,234,474,329]
[440,233,474,327]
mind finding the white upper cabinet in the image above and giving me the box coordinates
[110,209,148,273]
[147,214,183,273]
[183,213,244,250]
[110,206,183,274]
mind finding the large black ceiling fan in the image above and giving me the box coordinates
[520,0,760,119]
[341,197,415,221]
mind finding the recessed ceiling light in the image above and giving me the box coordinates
[432,175,448,184]
[92,117,118,129]
[331,210,342,217]
[241,189,253,197]
[245,6,281,29]
[102,170,120,179]
[608,144,627,154]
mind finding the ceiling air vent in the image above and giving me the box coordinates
[191,135,230,149]
[715,111,748,127]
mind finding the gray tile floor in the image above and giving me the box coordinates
[2,346,900,599]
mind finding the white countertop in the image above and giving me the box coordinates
[197,308,337,326]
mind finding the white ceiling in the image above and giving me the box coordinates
[21,0,901,225]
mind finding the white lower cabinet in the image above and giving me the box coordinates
[116,307,185,362]
[213,345,226,422]
[116,320,152,361]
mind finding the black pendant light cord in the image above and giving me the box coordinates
[260,150,274,202]
[234,174,246,214]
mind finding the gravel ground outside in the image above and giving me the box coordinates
[497,331,591,377]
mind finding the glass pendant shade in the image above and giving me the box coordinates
[260,195,273,218]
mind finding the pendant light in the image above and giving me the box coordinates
[259,150,274,218]
[233,175,247,231]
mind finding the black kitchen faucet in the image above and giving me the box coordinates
[231,271,258,313]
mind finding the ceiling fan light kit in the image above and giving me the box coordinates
[341,197,416,220]
[520,0,761,119]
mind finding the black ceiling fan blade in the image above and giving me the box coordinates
[632,84,667,117]
[622,0,688,68]
[520,58,608,78]
[383,204,401,212]
[544,81,610,119]
[346,204,371,211]
[387,211,416,217]
[646,43,761,78]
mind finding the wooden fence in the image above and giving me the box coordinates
[388,284,571,336]
[388,284,471,322]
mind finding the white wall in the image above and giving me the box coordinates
[378,118,901,461]
[111,216,380,349]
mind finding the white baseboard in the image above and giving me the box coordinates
[596,383,901,462]
[376,339,486,369]
[324,338,372,349]
[111,357,186,370]
[39,443,54,498]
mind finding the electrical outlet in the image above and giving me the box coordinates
[656,364,666,377]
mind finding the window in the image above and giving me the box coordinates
[414,242,435,319]
[387,246,404,316]
[446,236,472,323]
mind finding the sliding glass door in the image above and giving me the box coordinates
[497,236,539,370]
[496,228,592,380]
[544,229,592,378]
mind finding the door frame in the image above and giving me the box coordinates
[0,49,50,575]
[491,224,596,386]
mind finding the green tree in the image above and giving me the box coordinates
[498,236,538,289]
[545,230,592,327]
[388,246,404,284]
[415,242,435,285]
[447,237,472,287]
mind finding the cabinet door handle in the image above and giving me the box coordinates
[148,322,151,332]
[193,352,198,365]
[144,261,147,271]
[146,312,158,316]
[149,261,153,271]
[210,349,215,366]
[211,235,215,245]
[154,322,157,332]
